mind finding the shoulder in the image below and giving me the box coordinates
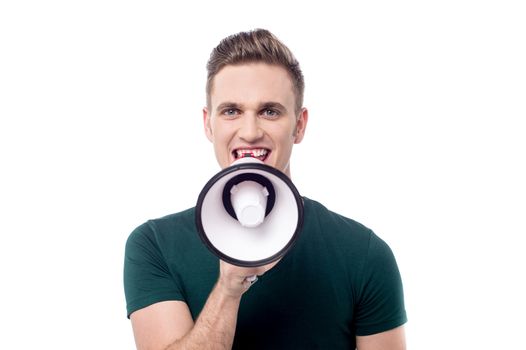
[302,197,396,273]
[301,198,407,333]
[124,209,197,318]
[305,197,370,229]
[125,207,196,255]
[128,207,195,238]
[303,197,374,244]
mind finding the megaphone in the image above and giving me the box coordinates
[196,157,304,267]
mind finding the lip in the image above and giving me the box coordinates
[231,147,271,164]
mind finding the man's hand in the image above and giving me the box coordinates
[216,260,274,298]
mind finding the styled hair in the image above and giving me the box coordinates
[206,29,305,113]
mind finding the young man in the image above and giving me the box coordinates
[124,29,407,349]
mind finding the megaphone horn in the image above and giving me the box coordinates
[195,157,304,267]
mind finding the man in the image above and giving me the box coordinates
[124,29,407,349]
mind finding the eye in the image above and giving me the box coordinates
[261,108,280,119]
[222,108,240,117]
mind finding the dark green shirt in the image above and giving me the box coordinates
[124,198,407,349]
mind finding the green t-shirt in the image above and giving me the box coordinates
[124,198,407,349]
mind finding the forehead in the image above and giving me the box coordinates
[210,63,296,109]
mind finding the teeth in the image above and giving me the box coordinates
[236,149,268,158]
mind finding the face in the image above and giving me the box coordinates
[203,63,308,177]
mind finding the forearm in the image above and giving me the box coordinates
[133,261,266,350]
[166,283,241,350]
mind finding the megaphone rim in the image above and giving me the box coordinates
[195,161,304,267]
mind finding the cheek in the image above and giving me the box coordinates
[210,122,230,141]
[273,134,296,155]
[210,125,236,155]
[267,121,296,138]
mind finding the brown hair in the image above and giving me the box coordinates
[206,29,305,113]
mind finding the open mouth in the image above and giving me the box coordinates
[233,148,270,162]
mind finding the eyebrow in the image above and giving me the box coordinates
[260,102,287,112]
[215,102,241,113]
[215,101,288,113]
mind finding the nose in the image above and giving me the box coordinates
[238,114,263,142]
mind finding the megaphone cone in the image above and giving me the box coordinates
[196,157,304,267]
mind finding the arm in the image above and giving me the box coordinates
[354,233,407,348]
[130,261,266,350]
[356,326,406,350]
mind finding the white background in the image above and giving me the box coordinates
[1,1,525,348]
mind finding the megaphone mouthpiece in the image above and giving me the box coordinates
[230,181,269,228]
[222,173,276,222]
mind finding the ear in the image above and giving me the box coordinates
[203,107,213,142]
[293,107,308,144]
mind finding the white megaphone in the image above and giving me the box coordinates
[196,157,304,267]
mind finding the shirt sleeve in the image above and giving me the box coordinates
[123,221,185,318]
[354,232,407,335]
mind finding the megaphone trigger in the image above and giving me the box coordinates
[246,275,258,284]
